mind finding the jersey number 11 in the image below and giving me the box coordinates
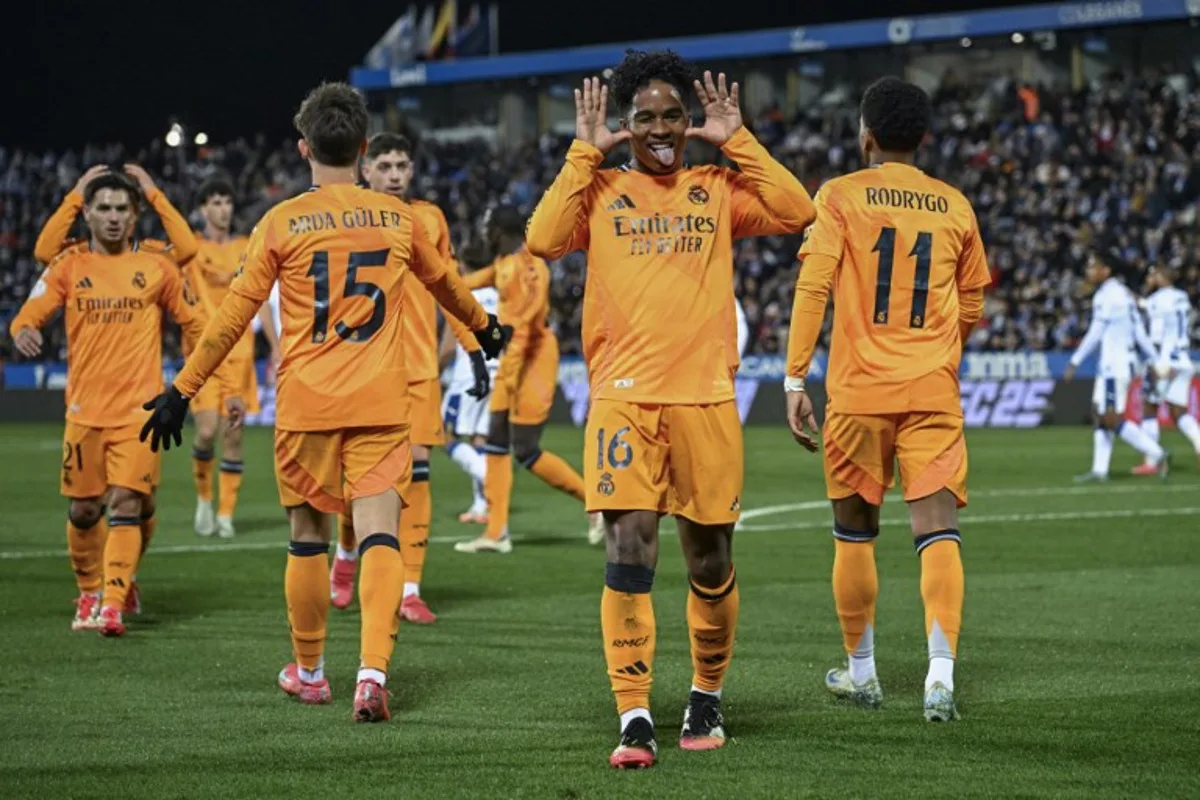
[872,227,933,329]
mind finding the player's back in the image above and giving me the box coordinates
[1146,286,1191,358]
[259,184,420,431]
[819,164,988,415]
[494,247,551,340]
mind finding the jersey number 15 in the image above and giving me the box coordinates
[306,249,389,343]
[872,227,933,329]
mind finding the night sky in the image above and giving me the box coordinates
[5,0,1046,150]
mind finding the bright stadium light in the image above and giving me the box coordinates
[194,132,209,145]
[166,123,183,148]
[1012,32,1025,44]
[960,37,972,48]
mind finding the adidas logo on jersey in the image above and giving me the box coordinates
[606,194,637,212]
[75,277,94,290]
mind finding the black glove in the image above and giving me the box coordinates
[467,350,491,399]
[139,386,190,453]
[474,313,511,360]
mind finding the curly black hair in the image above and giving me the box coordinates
[608,49,697,116]
[860,77,932,153]
[83,172,140,207]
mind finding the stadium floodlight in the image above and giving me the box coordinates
[194,132,209,145]
[1011,32,1025,43]
[960,37,972,47]
[166,123,183,148]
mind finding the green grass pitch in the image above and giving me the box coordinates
[1,423,1198,798]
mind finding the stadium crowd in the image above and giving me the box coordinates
[2,70,1197,364]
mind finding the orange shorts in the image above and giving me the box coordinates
[60,421,160,498]
[822,410,968,507]
[490,334,558,426]
[408,378,445,447]
[584,399,743,525]
[192,356,260,415]
[274,425,412,514]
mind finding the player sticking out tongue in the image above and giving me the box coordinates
[600,48,743,174]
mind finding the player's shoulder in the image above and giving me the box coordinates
[134,246,179,276]
[47,241,89,270]
[408,197,446,219]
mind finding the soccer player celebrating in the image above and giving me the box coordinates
[35,164,199,268]
[786,77,992,723]
[188,178,259,539]
[455,205,602,554]
[328,132,491,622]
[527,52,815,767]
[1135,265,1199,471]
[11,171,233,636]
[140,83,506,722]
[1063,249,1168,480]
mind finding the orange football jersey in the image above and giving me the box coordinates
[402,199,477,382]
[189,236,255,360]
[793,163,991,415]
[10,245,206,427]
[172,183,487,432]
[466,247,551,379]
[527,127,814,403]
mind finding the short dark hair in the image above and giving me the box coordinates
[1093,244,1129,279]
[293,82,369,167]
[488,204,525,237]
[84,173,139,206]
[366,132,412,161]
[860,77,932,153]
[196,177,235,206]
[609,49,696,116]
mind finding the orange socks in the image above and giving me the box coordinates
[832,526,879,662]
[400,462,431,586]
[917,533,964,661]
[218,459,243,519]
[358,534,404,674]
[192,447,214,503]
[522,449,584,502]
[601,563,656,715]
[483,446,512,541]
[101,516,141,610]
[68,518,107,593]
[139,512,157,560]
[687,568,739,693]
[286,541,331,671]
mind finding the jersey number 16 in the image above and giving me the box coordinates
[872,227,933,329]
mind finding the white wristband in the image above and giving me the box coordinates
[784,376,807,393]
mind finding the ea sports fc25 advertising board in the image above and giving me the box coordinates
[3,351,1198,428]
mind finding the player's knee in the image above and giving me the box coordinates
[108,488,144,519]
[68,499,104,529]
[513,442,540,467]
[141,493,157,520]
[607,513,657,566]
[909,489,959,536]
[1104,411,1121,429]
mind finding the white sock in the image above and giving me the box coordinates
[848,622,876,684]
[926,656,955,692]
[619,707,652,732]
[1092,427,1114,476]
[403,581,419,599]
[300,659,324,683]
[357,667,386,686]
[336,544,357,561]
[1118,420,1164,461]
[1177,414,1200,454]
[1141,417,1160,464]
[449,441,487,482]
[690,684,721,699]
[471,478,487,514]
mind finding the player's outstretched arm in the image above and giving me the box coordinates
[125,165,199,267]
[526,77,614,259]
[464,266,495,290]
[689,71,814,238]
[9,261,68,357]
[33,166,107,264]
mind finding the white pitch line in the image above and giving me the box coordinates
[2,492,1197,560]
[737,506,1200,532]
